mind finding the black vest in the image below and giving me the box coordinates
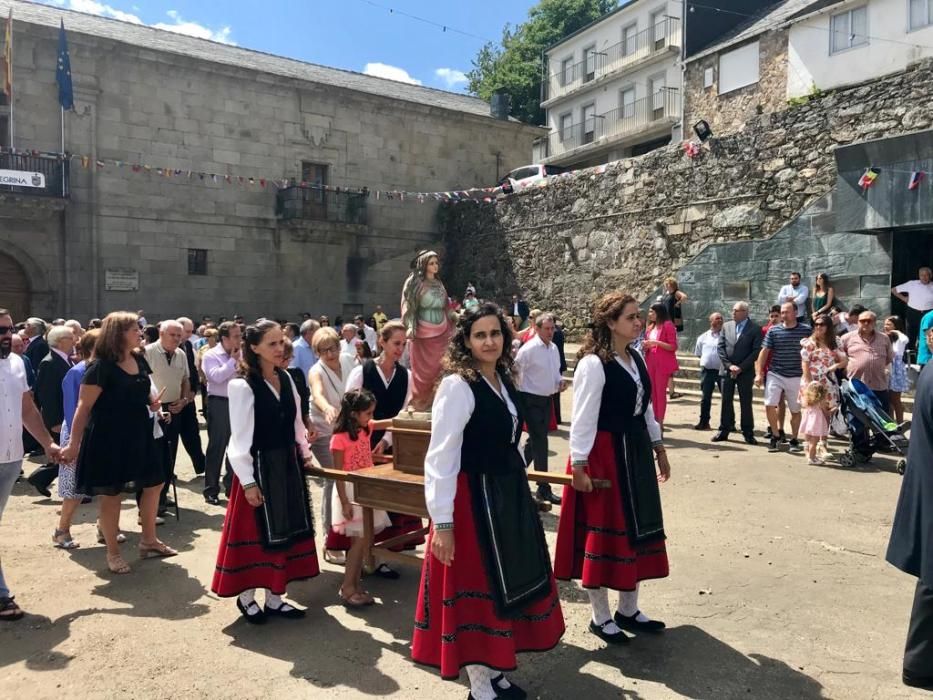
[362,359,409,447]
[460,372,525,476]
[246,368,297,453]
[596,350,652,434]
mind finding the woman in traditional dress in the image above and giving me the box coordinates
[412,303,564,700]
[401,250,457,410]
[308,326,356,563]
[346,320,422,577]
[554,291,671,645]
[212,320,319,624]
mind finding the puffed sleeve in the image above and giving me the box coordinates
[644,401,663,445]
[424,374,474,525]
[569,354,605,465]
[345,365,364,392]
[284,372,311,460]
[227,378,257,485]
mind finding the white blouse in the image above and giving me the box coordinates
[569,352,663,465]
[345,361,413,447]
[309,355,356,434]
[226,374,311,485]
[424,374,519,525]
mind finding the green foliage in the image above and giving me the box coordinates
[467,0,617,125]
[787,82,825,108]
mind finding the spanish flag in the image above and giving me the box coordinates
[1,9,11,99]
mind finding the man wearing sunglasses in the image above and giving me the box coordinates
[840,311,894,455]
[0,309,61,622]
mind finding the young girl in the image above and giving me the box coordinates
[800,381,831,465]
[330,389,393,607]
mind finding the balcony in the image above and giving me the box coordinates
[0,151,70,198]
[536,88,680,164]
[275,185,368,225]
[543,18,681,106]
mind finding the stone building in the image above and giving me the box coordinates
[0,0,543,323]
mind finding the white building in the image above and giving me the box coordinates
[787,0,933,98]
[534,0,683,168]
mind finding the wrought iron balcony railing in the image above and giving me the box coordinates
[275,185,368,225]
[0,151,70,198]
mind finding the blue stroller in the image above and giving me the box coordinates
[837,378,909,473]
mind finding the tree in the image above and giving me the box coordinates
[467,0,617,125]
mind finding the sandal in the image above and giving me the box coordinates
[0,595,25,622]
[52,529,80,550]
[323,549,346,565]
[339,589,375,608]
[106,553,132,575]
[138,541,178,559]
[97,526,127,545]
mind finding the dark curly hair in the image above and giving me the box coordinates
[578,291,639,364]
[442,302,515,383]
[334,388,376,441]
[238,319,279,378]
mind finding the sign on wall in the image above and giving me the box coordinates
[105,268,139,291]
[0,169,46,188]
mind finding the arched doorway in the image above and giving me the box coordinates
[0,253,31,322]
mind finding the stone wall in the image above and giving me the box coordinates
[441,59,933,339]
[683,29,790,137]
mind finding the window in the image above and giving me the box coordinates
[582,103,597,143]
[651,10,668,50]
[559,112,573,141]
[301,161,327,209]
[301,161,327,185]
[620,86,636,119]
[583,45,597,82]
[830,6,868,53]
[188,249,208,276]
[0,116,8,149]
[649,74,667,118]
[909,0,933,30]
[718,41,760,94]
[622,23,638,57]
[704,67,715,88]
[560,56,574,86]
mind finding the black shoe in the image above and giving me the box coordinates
[204,495,221,506]
[163,498,176,508]
[711,431,729,442]
[779,430,787,443]
[788,439,804,453]
[588,619,630,644]
[904,670,933,689]
[614,610,666,634]
[371,563,400,580]
[693,422,712,431]
[157,508,170,518]
[26,474,51,498]
[263,601,306,619]
[81,496,92,504]
[236,598,267,624]
[537,490,561,505]
[193,466,205,476]
[764,427,773,440]
[743,434,758,445]
[490,673,527,700]
[768,437,780,453]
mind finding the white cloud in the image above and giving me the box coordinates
[363,62,421,85]
[45,2,235,44]
[435,67,468,89]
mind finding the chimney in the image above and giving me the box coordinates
[490,88,511,120]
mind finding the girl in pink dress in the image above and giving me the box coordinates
[643,303,680,429]
[800,381,831,465]
[330,389,393,607]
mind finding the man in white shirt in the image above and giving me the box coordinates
[354,315,378,352]
[892,266,933,355]
[339,324,361,357]
[515,312,567,505]
[0,309,60,622]
[777,271,809,324]
[693,312,724,431]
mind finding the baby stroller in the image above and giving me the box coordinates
[837,378,909,474]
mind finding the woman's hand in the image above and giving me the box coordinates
[572,469,593,492]
[302,456,315,471]
[642,339,656,349]
[59,442,77,464]
[324,406,338,424]
[341,500,353,521]
[432,529,455,566]
[306,428,318,444]
[656,451,671,483]
[149,387,166,413]
[244,486,264,508]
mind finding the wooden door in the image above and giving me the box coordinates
[0,253,31,323]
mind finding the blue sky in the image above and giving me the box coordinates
[43,0,541,92]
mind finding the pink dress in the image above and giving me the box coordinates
[644,321,680,421]
[800,403,829,438]
[329,428,390,537]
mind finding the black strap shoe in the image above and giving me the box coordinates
[490,673,527,699]
[264,601,306,619]
[614,610,666,634]
[236,598,267,624]
[588,619,630,644]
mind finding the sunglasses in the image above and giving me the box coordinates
[0,326,13,335]
[858,319,874,324]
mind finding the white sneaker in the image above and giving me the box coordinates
[138,515,165,526]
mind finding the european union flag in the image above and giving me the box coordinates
[57,19,73,110]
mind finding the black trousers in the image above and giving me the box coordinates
[163,401,206,476]
[204,395,232,498]
[551,393,562,424]
[27,430,60,489]
[520,391,552,493]
[698,368,722,426]
[904,579,933,677]
[719,370,755,436]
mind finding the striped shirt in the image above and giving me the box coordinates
[762,323,812,377]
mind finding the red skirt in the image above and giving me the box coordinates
[212,476,320,597]
[325,528,353,551]
[376,513,426,551]
[412,473,565,680]
[554,431,669,590]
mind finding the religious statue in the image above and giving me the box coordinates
[401,250,457,410]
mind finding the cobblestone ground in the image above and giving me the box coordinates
[0,393,925,699]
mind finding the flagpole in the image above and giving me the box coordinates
[60,104,65,193]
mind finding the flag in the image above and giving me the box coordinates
[56,20,74,110]
[1,9,12,99]
[858,167,879,190]
[909,171,925,191]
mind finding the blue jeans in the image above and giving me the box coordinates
[0,459,23,598]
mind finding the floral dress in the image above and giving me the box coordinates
[799,338,845,411]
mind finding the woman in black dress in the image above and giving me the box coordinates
[61,311,175,575]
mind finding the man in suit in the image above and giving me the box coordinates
[177,317,206,476]
[26,326,74,497]
[713,301,762,445]
[509,294,530,330]
[22,318,48,370]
